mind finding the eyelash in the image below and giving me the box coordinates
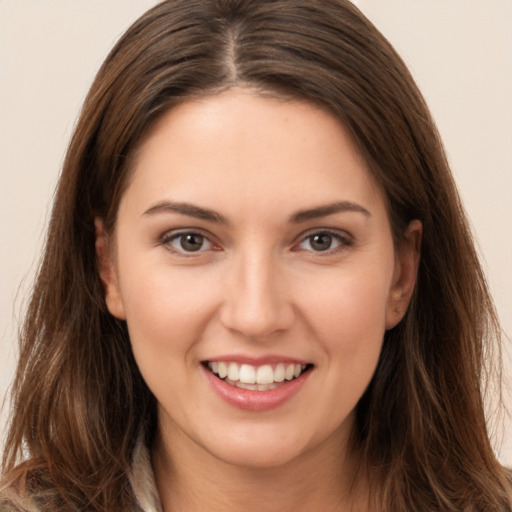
[159,228,353,255]
[294,229,353,255]
[160,230,217,255]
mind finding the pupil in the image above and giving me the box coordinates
[181,234,203,252]
[311,233,332,251]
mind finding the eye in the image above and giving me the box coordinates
[164,231,213,253]
[297,230,351,253]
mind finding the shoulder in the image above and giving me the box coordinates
[0,490,37,512]
[0,433,158,512]
[0,467,75,512]
[0,485,44,512]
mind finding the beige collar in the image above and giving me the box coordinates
[128,434,163,512]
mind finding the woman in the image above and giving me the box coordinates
[1,0,510,510]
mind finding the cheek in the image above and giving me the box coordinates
[297,260,393,388]
[302,265,392,339]
[118,263,221,369]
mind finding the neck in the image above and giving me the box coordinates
[152,422,370,512]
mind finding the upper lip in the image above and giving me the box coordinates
[202,355,311,366]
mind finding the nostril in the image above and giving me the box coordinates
[219,301,296,340]
[219,266,295,339]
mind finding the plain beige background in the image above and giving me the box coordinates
[1,1,511,464]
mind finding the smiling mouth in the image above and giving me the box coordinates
[203,361,314,391]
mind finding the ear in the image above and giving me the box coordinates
[95,218,126,320]
[385,220,422,330]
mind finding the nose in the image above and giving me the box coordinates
[219,249,295,340]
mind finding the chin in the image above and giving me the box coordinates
[194,415,350,471]
[206,436,313,470]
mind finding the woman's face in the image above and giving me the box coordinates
[98,88,420,469]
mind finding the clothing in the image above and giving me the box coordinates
[0,438,163,512]
[129,437,163,512]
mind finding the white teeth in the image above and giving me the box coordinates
[234,381,280,391]
[256,365,274,385]
[227,362,239,381]
[274,363,285,382]
[208,361,309,387]
[235,381,256,390]
[218,362,228,379]
[239,364,256,384]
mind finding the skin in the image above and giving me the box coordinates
[96,88,421,511]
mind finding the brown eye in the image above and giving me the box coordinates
[309,233,334,251]
[166,232,212,253]
[180,234,204,251]
[297,230,350,253]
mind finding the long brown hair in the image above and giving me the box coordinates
[2,0,510,510]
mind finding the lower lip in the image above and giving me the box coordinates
[202,365,311,412]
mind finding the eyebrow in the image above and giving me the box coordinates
[142,199,371,224]
[289,201,371,223]
[143,201,228,224]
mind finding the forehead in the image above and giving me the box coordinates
[122,88,387,222]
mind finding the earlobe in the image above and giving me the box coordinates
[95,218,126,320]
[385,219,422,330]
